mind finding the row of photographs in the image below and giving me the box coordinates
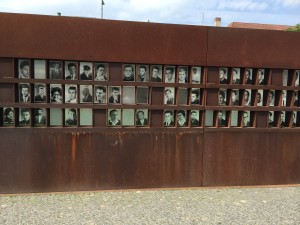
[219,68,300,86]
[2,107,298,128]
[17,59,202,84]
[1,108,200,127]
[219,89,299,107]
[17,83,299,107]
[16,59,300,86]
[17,83,202,105]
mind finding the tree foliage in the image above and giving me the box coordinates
[287,24,300,32]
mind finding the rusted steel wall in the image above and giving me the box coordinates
[0,13,300,193]
[0,129,203,194]
[203,129,300,186]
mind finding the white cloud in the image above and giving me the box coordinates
[217,0,268,11]
[277,0,300,6]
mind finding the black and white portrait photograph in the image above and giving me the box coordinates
[191,88,201,105]
[178,66,189,83]
[49,61,62,79]
[136,109,148,126]
[257,90,263,106]
[164,110,174,127]
[244,89,251,106]
[295,70,299,86]
[219,68,228,84]
[190,110,200,127]
[3,107,14,126]
[231,89,239,106]
[232,68,240,84]
[218,111,226,126]
[294,91,298,106]
[123,64,135,81]
[191,66,201,84]
[108,109,121,126]
[268,111,274,127]
[65,85,77,103]
[177,110,187,127]
[164,66,176,83]
[65,108,77,126]
[136,87,149,104]
[94,86,107,104]
[257,69,265,85]
[281,90,287,106]
[280,111,286,127]
[34,60,46,79]
[151,65,162,82]
[122,86,135,105]
[80,85,93,103]
[245,68,252,84]
[34,84,46,103]
[108,86,121,104]
[219,89,227,106]
[65,61,77,80]
[292,111,297,127]
[19,83,31,103]
[164,87,175,105]
[34,108,46,126]
[79,62,92,80]
[137,65,149,82]
[19,108,30,126]
[122,109,135,126]
[94,63,109,81]
[269,90,275,106]
[243,111,250,127]
[50,84,63,103]
[18,59,30,79]
[178,88,188,105]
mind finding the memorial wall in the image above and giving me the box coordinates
[0,12,299,193]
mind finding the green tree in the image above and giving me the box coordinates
[287,24,300,32]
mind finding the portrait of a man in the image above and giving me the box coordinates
[49,61,62,79]
[243,111,250,127]
[109,86,121,104]
[108,109,121,126]
[19,83,30,103]
[219,68,228,84]
[65,85,77,103]
[65,108,77,126]
[19,108,30,126]
[34,84,46,103]
[191,89,201,105]
[244,89,251,106]
[137,65,149,82]
[177,110,187,127]
[151,65,162,82]
[94,86,107,103]
[80,85,93,103]
[164,88,175,105]
[257,90,263,106]
[123,64,135,81]
[232,68,240,84]
[257,69,265,85]
[94,63,108,81]
[80,63,92,80]
[231,90,239,106]
[190,110,200,127]
[34,108,46,126]
[219,90,226,106]
[218,111,226,126]
[65,62,77,80]
[165,66,175,83]
[191,67,201,84]
[18,59,30,79]
[178,67,188,83]
[136,110,148,126]
[245,68,252,84]
[268,111,274,127]
[164,110,174,127]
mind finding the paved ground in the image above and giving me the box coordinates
[0,186,299,225]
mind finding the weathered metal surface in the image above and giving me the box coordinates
[0,13,207,66]
[203,129,300,186]
[0,129,203,193]
[207,27,300,69]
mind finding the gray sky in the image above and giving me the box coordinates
[1,0,300,26]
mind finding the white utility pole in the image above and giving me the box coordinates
[101,0,105,19]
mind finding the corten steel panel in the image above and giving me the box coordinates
[202,129,300,186]
[207,27,300,69]
[0,58,13,78]
[0,129,203,194]
[0,13,207,65]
